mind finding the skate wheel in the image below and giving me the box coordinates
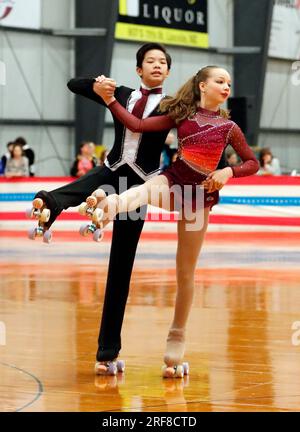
[162,364,184,378]
[26,208,34,219]
[32,198,44,209]
[36,226,44,236]
[94,361,118,376]
[28,227,37,240]
[117,360,125,373]
[78,202,88,216]
[174,365,184,378]
[162,365,175,378]
[182,362,189,375]
[107,362,117,376]
[92,208,104,224]
[95,362,107,375]
[93,229,104,242]
[43,230,52,244]
[94,362,117,376]
[86,196,97,208]
[40,208,50,223]
[79,224,90,237]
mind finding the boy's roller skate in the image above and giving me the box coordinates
[26,190,62,243]
[162,328,189,378]
[78,190,106,242]
[26,197,52,243]
[95,359,125,376]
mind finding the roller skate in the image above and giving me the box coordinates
[26,190,62,243]
[94,359,125,376]
[162,328,189,378]
[78,190,106,242]
[162,362,189,378]
[26,197,52,243]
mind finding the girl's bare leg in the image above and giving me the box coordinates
[164,208,210,367]
[93,175,174,228]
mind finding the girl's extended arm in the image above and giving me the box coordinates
[108,99,175,133]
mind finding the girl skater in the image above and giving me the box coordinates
[87,66,259,377]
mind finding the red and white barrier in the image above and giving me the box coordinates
[0,176,300,237]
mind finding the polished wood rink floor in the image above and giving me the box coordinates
[1,231,300,412]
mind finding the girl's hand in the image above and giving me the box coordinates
[95,75,106,83]
[202,167,233,193]
[93,76,117,105]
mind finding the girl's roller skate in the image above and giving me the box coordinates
[26,197,52,243]
[162,362,189,378]
[94,359,125,376]
[162,328,189,378]
[78,190,106,242]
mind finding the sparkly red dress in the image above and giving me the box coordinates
[108,100,259,210]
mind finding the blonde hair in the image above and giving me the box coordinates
[160,65,230,124]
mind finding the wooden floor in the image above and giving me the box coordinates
[1,231,300,412]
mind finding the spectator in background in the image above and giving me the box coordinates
[70,141,98,177]
[0,141,14,174]
[257,147,281,176]
[4,143,29,178]
[99,148,108,166]
[226,148,238,168]
[15,136,35,177]
[88,141,96,159]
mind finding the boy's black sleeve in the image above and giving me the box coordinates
[67,78,123,107]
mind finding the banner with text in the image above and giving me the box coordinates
[116,0,208,48]
[0,0,41,29]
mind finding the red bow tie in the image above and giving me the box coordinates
[131,87,163,119]
[140,87,163,96]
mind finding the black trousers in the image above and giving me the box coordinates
[49,164,146,361]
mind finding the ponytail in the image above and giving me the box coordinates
[160,66,230,123]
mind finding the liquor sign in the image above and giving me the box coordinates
[0,0,41,29]
[116,0,209,48]
[269,0,300,60]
